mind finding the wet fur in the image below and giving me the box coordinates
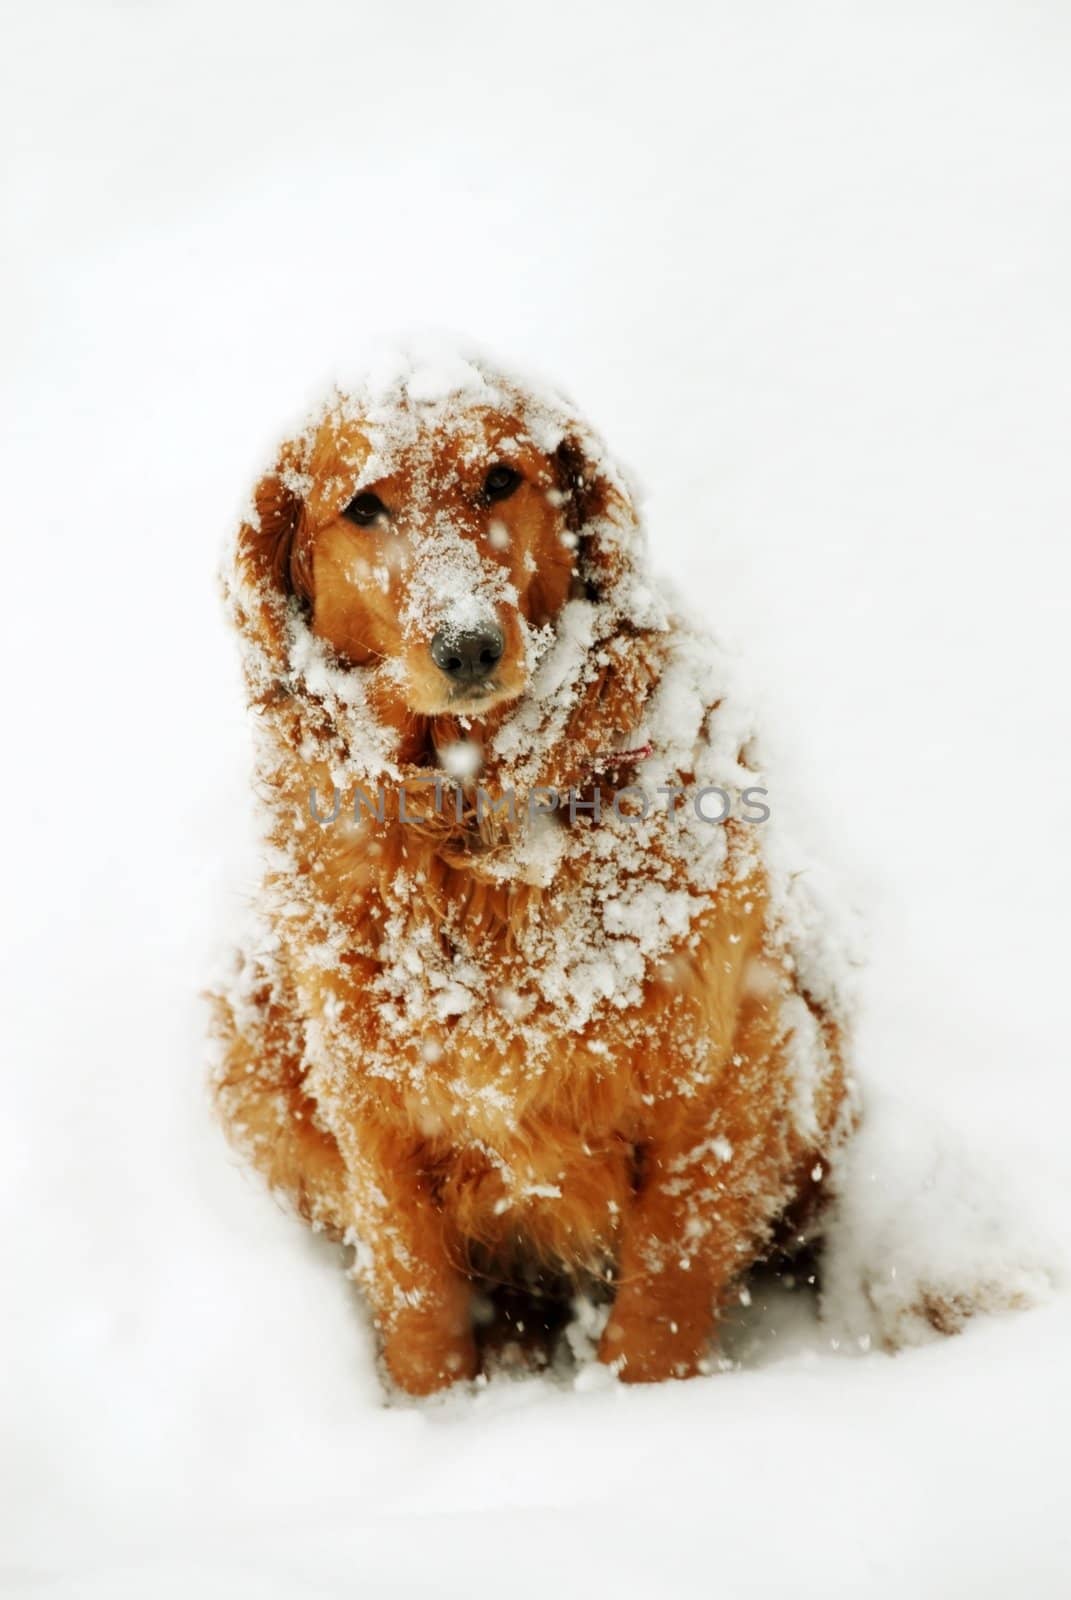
[212,371,853,1394]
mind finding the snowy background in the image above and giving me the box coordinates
[4,2,1071,1594]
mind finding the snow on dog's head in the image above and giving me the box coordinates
[230,336,654,730]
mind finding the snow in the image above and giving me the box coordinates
[4,2,1071,1596]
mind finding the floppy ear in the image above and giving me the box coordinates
[229,444,315,675]
[553,432,639,603]
[243,453,315,604]
[226,406,372,684]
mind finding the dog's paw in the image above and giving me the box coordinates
[380,1322,479,1397]
[597,1290,713,1383]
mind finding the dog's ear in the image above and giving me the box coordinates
[227,409,372,679]
[552,432,639,603]
[245,451,315,605]
[553,435,606,536]
[229,444,315,674]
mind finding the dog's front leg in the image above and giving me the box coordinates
[597,1132,727,1383]
[339,1125,476,1396]
[598,1099,783,1383]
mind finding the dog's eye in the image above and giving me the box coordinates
[343,492,387,526]
[484,464,521,503]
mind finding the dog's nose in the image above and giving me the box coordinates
[430,623,504,684]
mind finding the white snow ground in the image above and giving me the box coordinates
[3,3,1071,1595]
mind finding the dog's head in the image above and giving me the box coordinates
[232,345,646,733]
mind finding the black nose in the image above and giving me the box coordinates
[430,623,504,684]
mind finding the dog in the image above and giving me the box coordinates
[212,341,856,1395]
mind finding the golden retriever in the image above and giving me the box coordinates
[212,342,854,1394]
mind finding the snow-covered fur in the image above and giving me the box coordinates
[211,339,859,1394]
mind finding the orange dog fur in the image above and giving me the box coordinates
[212,344,855,1395]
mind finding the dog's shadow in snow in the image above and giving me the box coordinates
[467,1258,835,1393]
[718,1263,830,1369]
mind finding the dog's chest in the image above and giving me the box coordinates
[361,814,713,1055]
[298,801,737,1153]
[396,1022,639,1263]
